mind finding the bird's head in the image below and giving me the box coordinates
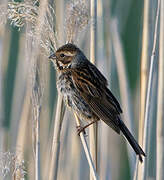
[49,43,84,70]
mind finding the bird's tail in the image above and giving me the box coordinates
[119,120,146,162]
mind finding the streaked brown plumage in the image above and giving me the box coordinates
[49,43,145,162]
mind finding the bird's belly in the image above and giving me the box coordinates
[57,75,93,119]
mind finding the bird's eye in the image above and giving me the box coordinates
[60,53,65,58]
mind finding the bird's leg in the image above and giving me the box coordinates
[76,119,98,136]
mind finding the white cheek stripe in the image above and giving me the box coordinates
[64,51,75,56]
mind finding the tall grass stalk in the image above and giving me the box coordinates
[0,58,3,150]
[90,0,98,179]
[16,91,30,153]
[133,157,139,180]
[111,19,135,175]
[74,113,99,180]
[48,94,65,180]
[15,89,30,178]
[156,0,164,179]
[48,1,65,179]
[0,0,7,151]
[55,0,64,45]
[0,31,10,152]
[29,1,50,179]
[10,38,29,148]
[141,0,160,179]
[138,0,155,177]
[139,0,149,149]
[0,61,4,151]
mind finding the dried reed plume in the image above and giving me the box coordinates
[65,0,90,43]
[1,1,58,55]
[0,151,26,179]
[1,0,90,54]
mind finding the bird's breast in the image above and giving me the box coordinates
[57,72,93,119]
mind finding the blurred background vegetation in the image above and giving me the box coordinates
[0,0,162,179]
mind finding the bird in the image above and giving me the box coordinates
[49,43,145,162]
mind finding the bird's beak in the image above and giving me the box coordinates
[49,53,56,59]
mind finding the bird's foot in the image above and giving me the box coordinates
[76,125,87,136]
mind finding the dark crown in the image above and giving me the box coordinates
[56,43,80,53]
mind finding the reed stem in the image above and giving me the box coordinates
[90,0,98,179]
[74,113,99,180]
[156,0,164,179]
[141,0,160,179]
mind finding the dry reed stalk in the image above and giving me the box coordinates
[97,0,110,178]
[141,0,160,179]
[74,113,99,180]
[15,90,30,178]
[40,63,51,180]
[48,94,65,180]
[139,0,149,149]
[9,36,29,149]
[138,0,154,177]
[156,0,164,179]
[28,1,50,179]
[133,157,139,180]
[48,1,65,180]
[33,98,41,180]
[111,19,135,174]
[90,0,98,179]
[0,57,4,149]
[55,0,64,45]
[69,127,81,180]
[0,0,8,152]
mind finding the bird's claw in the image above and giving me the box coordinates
[76,125,87,136]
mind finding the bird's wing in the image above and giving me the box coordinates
[71,63,122,133]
